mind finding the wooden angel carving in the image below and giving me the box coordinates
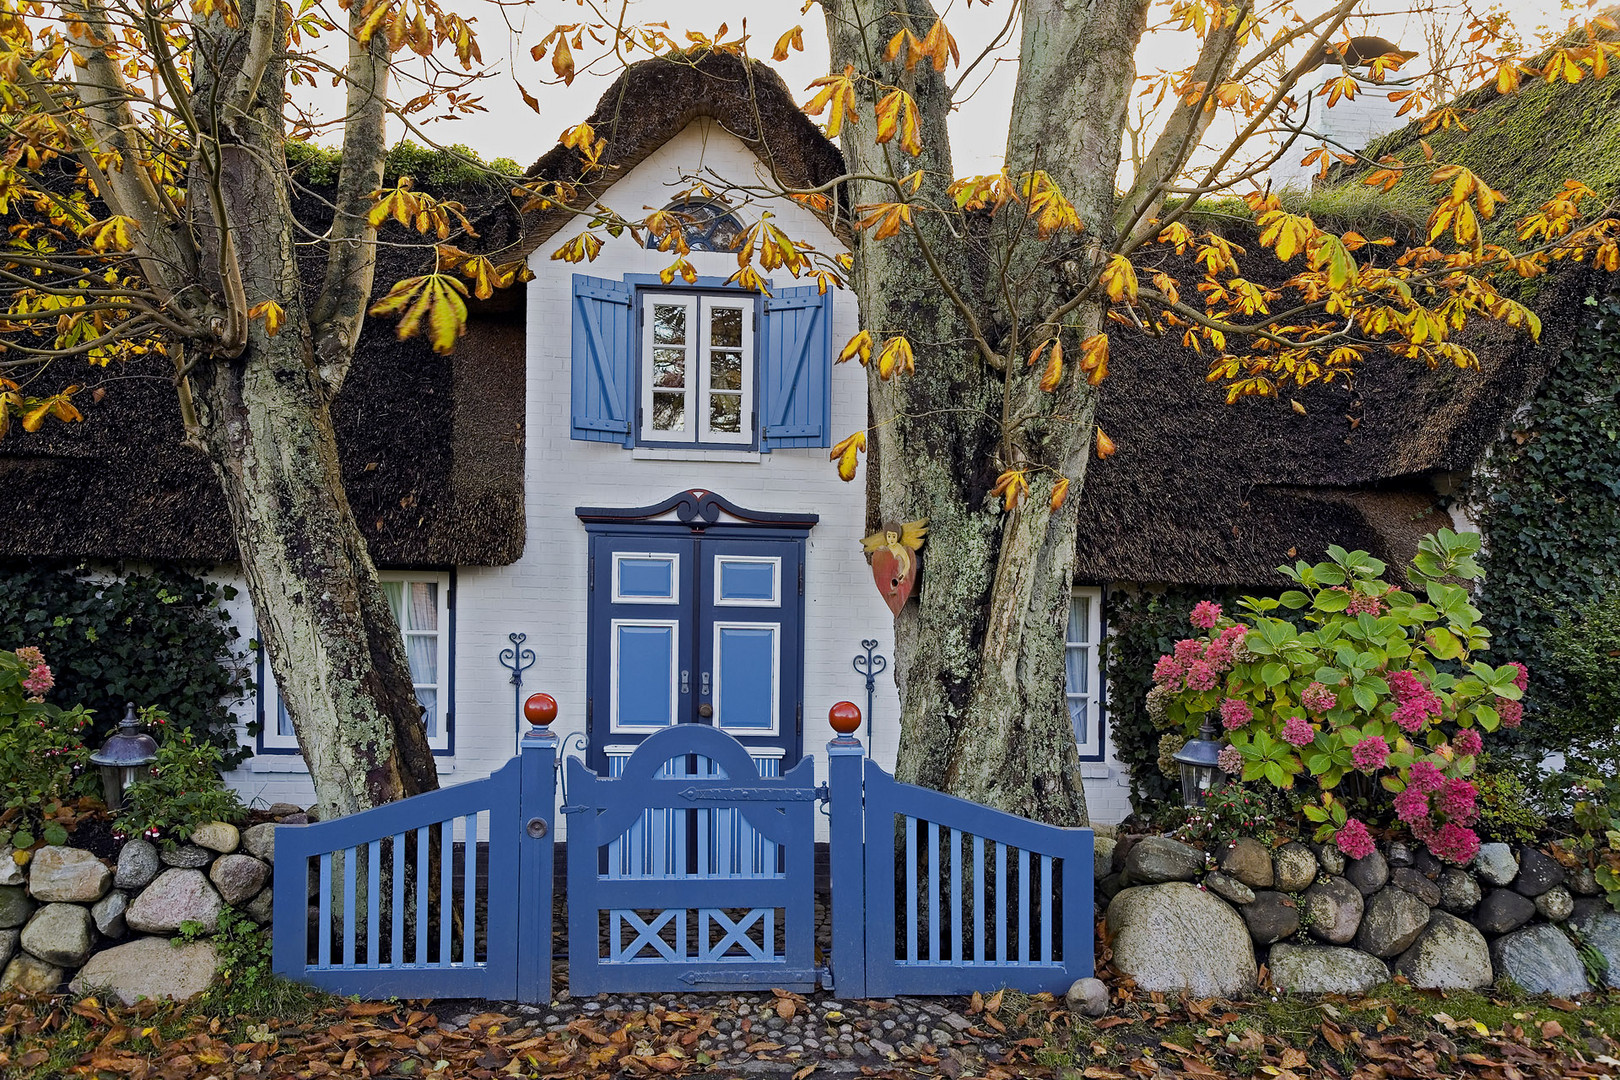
[861,519,928,616]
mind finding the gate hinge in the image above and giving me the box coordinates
[813,783,830,803]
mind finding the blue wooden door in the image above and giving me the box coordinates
[589,532,802,774]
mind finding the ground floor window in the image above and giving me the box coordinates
[1066,587,1105,761]
[257,569,454,755]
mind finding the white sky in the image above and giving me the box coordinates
[308,0,1581,179]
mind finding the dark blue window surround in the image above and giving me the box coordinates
[569,273,832,452]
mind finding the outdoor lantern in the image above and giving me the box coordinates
[1172,715,1226,807]
[90,703,159,811]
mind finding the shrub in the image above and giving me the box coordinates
[1474,764,1547,844]
[1157,530,1525,866]
[1170,780,1283,846]
[0,646,98,850]
[0,564,250,763]
[113,710,245,847]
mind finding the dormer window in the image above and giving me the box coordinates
[645,198,746,253]
[640,293,755,446]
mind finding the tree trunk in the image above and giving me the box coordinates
[823,0,1148,824]
[183,0,437,821]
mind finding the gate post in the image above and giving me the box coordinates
[516,694,559,1003]
[826,702,866,998]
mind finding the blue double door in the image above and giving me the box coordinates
[587,530,804,775]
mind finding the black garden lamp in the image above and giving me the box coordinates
[1172,715,1226,807]
[89,703,158,811]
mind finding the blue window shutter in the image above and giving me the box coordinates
[759,286,833,451]
[570,274,634,446]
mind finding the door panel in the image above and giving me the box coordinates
[588,531,802,773]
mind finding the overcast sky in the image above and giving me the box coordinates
[302,0,1577,178]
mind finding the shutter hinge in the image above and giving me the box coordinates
[587,696,593,723]
[589,553,595,591]
[798,561,804,596]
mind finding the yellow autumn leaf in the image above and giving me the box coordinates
[838,330,874,366]
[1096,426,1116,459]
[1050,477,1071,511]
[248,299,286,336]
[1100,255,1138,303]
[874,89,923,156]
[772,26,803,61]
[1038,338,1064,392]
[876,335,914,379]
[368,273,469,354]
[79,215,138,252]
[20,387,83,432]
[989,468,1029,512]
[804,66,859,138]
[829,430,866,481]
[1079,333,1109,385]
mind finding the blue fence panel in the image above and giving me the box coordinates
[854,752,1093,997]
[564,725,818,994]
[272,727,556,1001]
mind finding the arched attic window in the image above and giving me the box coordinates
[645,197,746,253]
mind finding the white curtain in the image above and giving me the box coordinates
[384,580,440,738]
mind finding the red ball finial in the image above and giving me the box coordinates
[524,693,558,727]
[829,701,862,736]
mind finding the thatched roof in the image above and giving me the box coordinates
[514,50,849,259]
[0,174,528,567]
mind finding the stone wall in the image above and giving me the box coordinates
[1097,833,1618,999]
[0,810,293,1005]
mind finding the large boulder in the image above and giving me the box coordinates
[1570,909,1620,989]
[1345,851,1389,896]
[1273,844,1319,893]
[1106,883,1257,998]
[190,822,240,855]
[0,885,33,929]
[1389,867,1441,908]
[1241,891,1300,945]
[125,869,224,934]
[1474,843,1518,887]
[1491,924,1591,997]
[1393,912,1492,990]
[1474,888,1537,935]
[209,855,270,907]
[1513,847,1565,898]
[0,953,63,994]
[1219,838,1274,889]
[1303,875,1364,945]
[115,839,161,890]
[20,903,95,966]
[1354,887,1432,958]
[240,823,277,864]
[71,936,220,1006]
[1438,868,1482,914]
[28,846,111,902]
[1270,944,1389,995]
[1310,842,1346,877]
[1124,838,1205,884]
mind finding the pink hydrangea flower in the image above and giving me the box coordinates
[1219,625,1247,646]
[1174,638,1205,665]
[1153,655,1185,687]
[1346,592,1386,617]
[1438,778,1478,825]
[1386,670,1425,701]
[1185,660,1218,693]
[1281,715,1316,747]
[13,646,44,667]
[1302,682,1337,714]
[1429,822,1481,865]
[1217,744,1243,774]
[1407,761,1446,792]
[1394,784,1431,824]
[1496,697,1523,729]
[1393,700,1430,734]
[1334,818,1376,860]
[1453,728,1483,757]
[1219,698,1253,731]
[1509,662,1529,692]
[1190,601,1223,630]
[1203,639,1234,671]
[1351,735,1390,772]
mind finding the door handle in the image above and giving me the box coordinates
[680,670,690,694]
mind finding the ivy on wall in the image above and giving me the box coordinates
[0,564,252,766]
[1472,293,1620,763]
[1102,585,1248,810]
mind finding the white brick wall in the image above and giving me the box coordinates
[221,117,1138,828]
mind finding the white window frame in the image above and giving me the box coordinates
[638,293,754,447]
[258,569,453,755]
[1066,587,1105,762]
[712,555,781,608]
[609,618,682,733]
[711,620,781,736]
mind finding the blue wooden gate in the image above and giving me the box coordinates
[563,724,819,993]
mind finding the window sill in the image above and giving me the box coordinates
[631,447,762,463]
[1078,763,1113,780]
[248,755,455,775]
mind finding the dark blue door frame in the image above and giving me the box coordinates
[578,491,814,776]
